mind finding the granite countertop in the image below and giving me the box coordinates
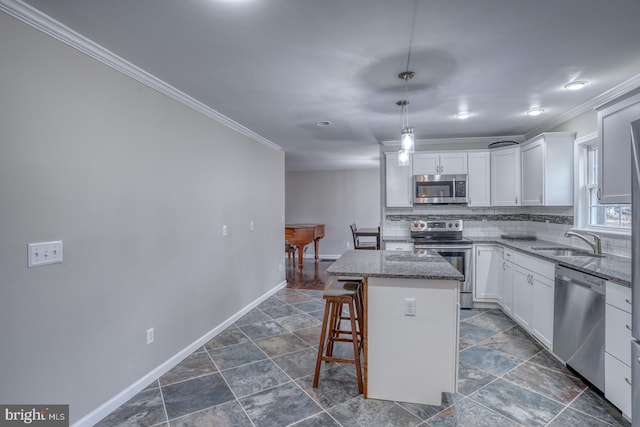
[326,249,464,281]
[477,238,632,287]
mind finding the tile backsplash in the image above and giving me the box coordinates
[383,206,631,258]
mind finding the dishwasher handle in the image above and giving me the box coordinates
[556,266,606,295]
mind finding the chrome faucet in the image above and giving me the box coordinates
[564,231,602,255]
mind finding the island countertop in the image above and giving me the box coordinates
[326,249,464,280]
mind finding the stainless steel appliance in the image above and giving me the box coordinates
[553,265,606,390]
[631,117,640,424]
[414,174,468,205]
[411,219,473,308]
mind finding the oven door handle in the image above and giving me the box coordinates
[415,245,472,250]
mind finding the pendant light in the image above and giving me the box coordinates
[397,71,415,165]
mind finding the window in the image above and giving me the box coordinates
[579,142,631,230]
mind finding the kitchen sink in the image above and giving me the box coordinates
[531,247,603,257]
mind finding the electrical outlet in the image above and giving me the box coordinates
[28,241,63,267]
[345,242,350,248]
[278,263,283,272]
[146,328,154,344]
[250,221,254,232]
[222,225,228,236]
[404,298,416,316]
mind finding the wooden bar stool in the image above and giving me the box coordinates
[313,281,364,393]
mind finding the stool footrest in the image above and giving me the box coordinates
[321,356,359,365]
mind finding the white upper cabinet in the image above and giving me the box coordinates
[597,92,640,204]
[491,146,521,206]
[521,132,574,206]
[413,152,467,175]
[467,151,491,207]
[412,153,439,175]
[385,152,413,207]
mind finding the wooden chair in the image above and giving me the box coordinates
[285,244,296,261]
[350,223,377,250]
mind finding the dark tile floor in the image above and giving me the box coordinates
[96,261,631,427]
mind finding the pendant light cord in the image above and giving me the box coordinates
[403,0,419,129]
[404,0,418,74]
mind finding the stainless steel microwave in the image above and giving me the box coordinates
[414,174,468,204]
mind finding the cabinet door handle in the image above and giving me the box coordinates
[625,377,632,386]
[597,188,601,201]
[515,196,518,205]
[539,195,543,204]
[626,325,632,331]
[626,298,633,305]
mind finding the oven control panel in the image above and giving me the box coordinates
[411,219,463,232]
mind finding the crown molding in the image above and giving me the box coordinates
[525,72,640,140]
[0,0,282,151]
[380,135,526,147]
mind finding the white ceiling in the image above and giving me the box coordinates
[15,0,640,171]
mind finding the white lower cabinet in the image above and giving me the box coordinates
[530,272,554,349]
[385,242,414,251]
[514,253,554,349]
[512,265,533,330]
[473,245,501,301]
[605,281,632,420]
[500,250,514,315]
[605,354,632,419]
[499,250,554,350]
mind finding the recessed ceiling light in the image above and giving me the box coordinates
[526,108,545,117]
[316,121,332,127]
[456,112,471,120]
[564,80,588,91]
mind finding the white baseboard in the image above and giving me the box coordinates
[73,280,287,427]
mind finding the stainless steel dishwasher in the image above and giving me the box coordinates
[553,265,606,391]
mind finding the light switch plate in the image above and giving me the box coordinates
[28,241,63,267]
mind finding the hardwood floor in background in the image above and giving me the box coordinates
[285,257,335,290]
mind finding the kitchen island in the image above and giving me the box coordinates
[327,250,463,406]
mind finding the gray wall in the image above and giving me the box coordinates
[550,109,598,137]
[0,12,284,423]
[285,169,381,257]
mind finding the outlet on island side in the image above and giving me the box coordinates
[403,298,416,316]
[146,328,154,344]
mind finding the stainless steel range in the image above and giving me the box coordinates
[411,219,473,308]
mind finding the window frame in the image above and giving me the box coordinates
[574,133,631,236]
